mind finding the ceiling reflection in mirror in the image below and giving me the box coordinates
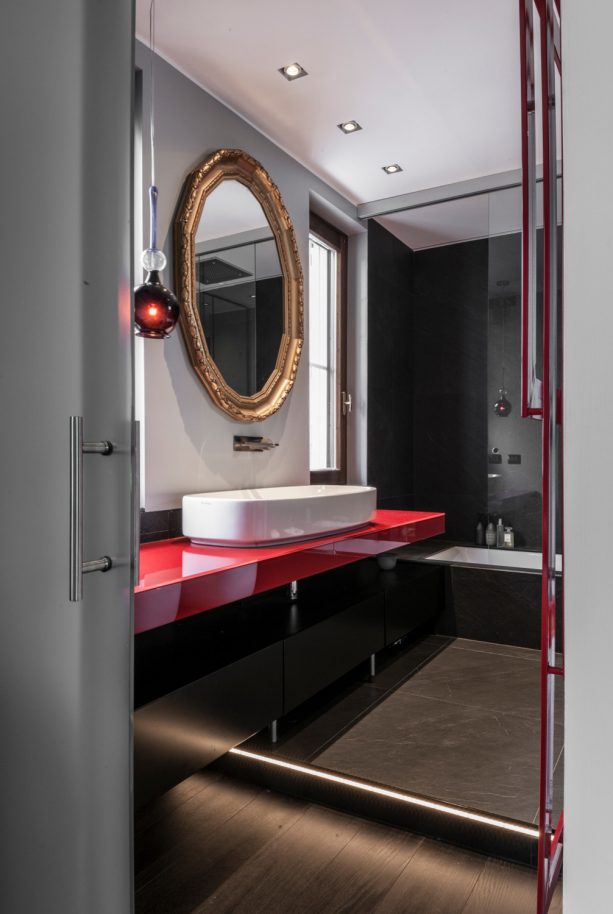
[195,181,283,397]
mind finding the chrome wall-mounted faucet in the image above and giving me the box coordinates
[233,435,279,452]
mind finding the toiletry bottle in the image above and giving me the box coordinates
[476,520,484,546]
[496,517,504,548]
[504,526,515,549]
[485,521,496,547]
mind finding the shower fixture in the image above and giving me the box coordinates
[494,280,512,417]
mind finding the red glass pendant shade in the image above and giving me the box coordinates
[134,270,180,339]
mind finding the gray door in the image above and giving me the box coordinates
[0,2,134,913]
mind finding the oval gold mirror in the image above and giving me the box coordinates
[174,149,304,421]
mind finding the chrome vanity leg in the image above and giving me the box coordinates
[289,580,298,600]
[270,720,278,744]
[369,653,376,679]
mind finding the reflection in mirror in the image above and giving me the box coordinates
[195,181,283,396]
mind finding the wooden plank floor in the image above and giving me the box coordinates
[135,770,562,914]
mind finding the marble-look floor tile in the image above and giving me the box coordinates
[316,690,562,822]
[400,641,564,731]
[245,635,454,764]
[451,638,540,662]
[315,640,564,823]
[399,644,543,720]
[272,683,384,761]
[371,635,453,694]
[452,638,563,668]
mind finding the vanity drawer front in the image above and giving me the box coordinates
[385,565,444,645]
[134,641,282,809]
[283,595,384,713]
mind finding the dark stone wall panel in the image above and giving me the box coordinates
[412,239,489,542]
[367,220,414,505]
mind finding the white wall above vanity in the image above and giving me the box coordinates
[135,42,366,510]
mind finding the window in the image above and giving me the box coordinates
[309,214,347,483]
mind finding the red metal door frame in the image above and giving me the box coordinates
[519,1,564,910]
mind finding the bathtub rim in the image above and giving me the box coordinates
[397,542,563,576]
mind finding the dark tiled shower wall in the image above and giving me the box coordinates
[411,238,490,544]
[367,221,545,548]
[140,508,182,543]
[367,220,415,511]
[367,221,489,543]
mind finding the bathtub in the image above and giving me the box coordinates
[419,545,562,649]
[425,545,562,574]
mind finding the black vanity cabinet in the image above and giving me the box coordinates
[134,642,282,807]
[134,558,444,807]
[283,593,385,712]
[134,597,288,808]
[382,562,446,645]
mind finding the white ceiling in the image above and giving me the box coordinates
[378,195,491,250]
[378,186,523,250]
[378,176,561,251]
[136,0,522,206]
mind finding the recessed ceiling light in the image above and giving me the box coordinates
[338,120,362,134]
[279,62,307,81]
[382,163,403,174]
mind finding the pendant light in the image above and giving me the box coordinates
[134,0,180,339]
[494,281,512,417]
[494,388,512,418]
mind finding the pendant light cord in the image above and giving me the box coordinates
[148,0,158,252]
[149,0,156,190]
[501,298,505,389]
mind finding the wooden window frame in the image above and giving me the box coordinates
[309,213,348,485]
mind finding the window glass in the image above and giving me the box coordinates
[309,235,338,471]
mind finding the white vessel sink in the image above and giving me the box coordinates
[183,484,377,547]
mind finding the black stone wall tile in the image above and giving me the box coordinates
[434,566,563,650]
[140,508,183,543]
[140,509,170,535]
[367,220,414,505]
[140,531,167,544]
[169,508,183,537]
[412,239,489,543]
[377,493,416,511]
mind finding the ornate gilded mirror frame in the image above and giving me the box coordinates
[174,149,304,422]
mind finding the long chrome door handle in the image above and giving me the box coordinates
[342,391,352,416]
[69,416,114,602]
[133,420,140,585]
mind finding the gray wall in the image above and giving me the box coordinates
[563,2,613,910]
[1,2,134,912]
[135,42,364,509]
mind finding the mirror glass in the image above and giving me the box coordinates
[195,180,284,397]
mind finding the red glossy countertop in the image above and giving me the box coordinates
[135,509,445,635]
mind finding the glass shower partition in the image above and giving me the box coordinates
[519,1,564,910]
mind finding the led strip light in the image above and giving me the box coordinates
[230,747,540,839]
